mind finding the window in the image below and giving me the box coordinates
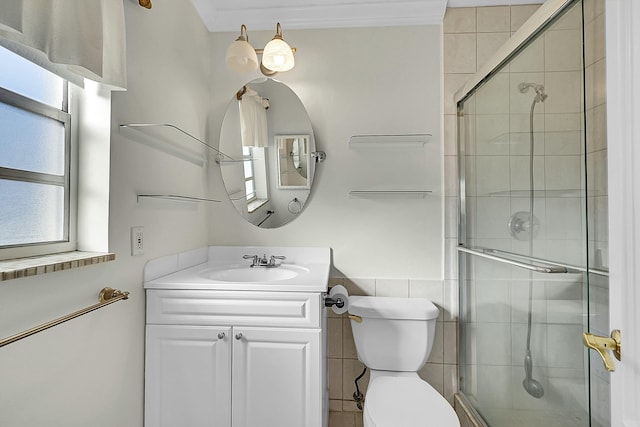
[243,146,257,202]
[0,46,74,258]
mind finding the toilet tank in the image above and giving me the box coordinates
[348,296,439,371]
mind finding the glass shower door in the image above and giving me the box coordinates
[456,1,610,426]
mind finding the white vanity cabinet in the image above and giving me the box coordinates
[144,289,326,427]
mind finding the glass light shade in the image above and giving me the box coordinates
[225,39,258,73]
[261,38,295,72]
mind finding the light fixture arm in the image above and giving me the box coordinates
[274,22,284,40]
[237,24,249,42]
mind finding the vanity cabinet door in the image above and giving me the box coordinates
[232,327,322,427]
[145,325,232,427]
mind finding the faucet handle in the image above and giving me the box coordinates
[268,255,286,267]
[242,254,259,266]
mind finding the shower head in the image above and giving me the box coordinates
[522,349,544,398]
[519,82,548,103]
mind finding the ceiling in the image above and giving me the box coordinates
[190,0,546,32]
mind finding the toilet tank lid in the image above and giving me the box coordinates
[348,296,439,320]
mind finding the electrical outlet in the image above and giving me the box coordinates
[131,226,144,256]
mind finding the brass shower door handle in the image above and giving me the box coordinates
[583,330,621,372]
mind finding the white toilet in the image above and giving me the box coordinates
[348,296,460,427]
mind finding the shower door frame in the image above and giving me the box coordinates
[453,0,640,424]
[455,0,602,424]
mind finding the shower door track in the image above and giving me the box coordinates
[457,246,609,277]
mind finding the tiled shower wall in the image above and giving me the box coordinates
[444,1,609,426]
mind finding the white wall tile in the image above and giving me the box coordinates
[509,113,545,156]
[545,71,583,114]
[475,114,510,155]
[475,156,510,196]
[544,156,582,191]
[509,155,545,193]
[477,6,510,33]
[545,197,583,240]
[511,278,547,324]
[544,29,583,72]
[477,32,510,70]
[476,322,512,366]
[344,278,375,296]
[586,103,607,153]
[475,279,511,323]
[587,149,608,197]
[510,5,541,32]
[444,114,458,156]
[585,59,607,109]
[476,365,513,408]
[475,197,511,239]
[328,317,343,358]
[374,278,409,297]
[545,113,582,155]
[429,321,445,363]
[444,197,459,239]
[445,154,460,198]
[546,324,584,368]
[443,322,458,364]
[510,34,544,73]
[444,33,478,74]
[475,72,510,114]
[444,7,477,34]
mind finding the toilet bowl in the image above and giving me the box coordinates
[348,296,460,427]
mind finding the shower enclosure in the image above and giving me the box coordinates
[456,1,609,426]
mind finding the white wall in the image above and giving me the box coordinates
[208,25,444,280]
[0,1,212,426]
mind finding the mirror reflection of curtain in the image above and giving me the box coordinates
[239,88,268,147]
[0,0,126,89]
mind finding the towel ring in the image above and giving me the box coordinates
[288,197,302,214]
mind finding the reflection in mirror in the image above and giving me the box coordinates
[276,135,310,189]
[218,78,317,228]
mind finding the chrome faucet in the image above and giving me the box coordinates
[243,254,286,268]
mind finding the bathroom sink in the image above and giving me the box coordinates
[143,246,331,292]
[205,265,310,283]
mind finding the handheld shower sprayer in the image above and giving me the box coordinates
[518,82,548,103]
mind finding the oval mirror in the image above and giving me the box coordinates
[218,78,318,228]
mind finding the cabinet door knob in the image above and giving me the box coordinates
[218,332,225,340]
[235,333,243,340]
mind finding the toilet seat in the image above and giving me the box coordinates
[363,376,460,427]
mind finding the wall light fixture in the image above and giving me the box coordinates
[226,23,296,76]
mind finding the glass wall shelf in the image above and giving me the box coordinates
[349,190,432,198]
[349,134,432,148]
[120,123,235,165]
[137,194,221,203]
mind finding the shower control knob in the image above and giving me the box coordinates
[218,332,225,340]
[235,332,243,340]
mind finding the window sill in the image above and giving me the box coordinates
[0,251,116,281]
[247,199,269,213]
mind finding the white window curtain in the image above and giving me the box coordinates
[239,88,269,148]
[0,0,127,89]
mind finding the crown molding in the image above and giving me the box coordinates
[447,0,543,7]
[190,0,448,32]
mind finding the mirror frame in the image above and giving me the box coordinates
[275,134,311,190]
